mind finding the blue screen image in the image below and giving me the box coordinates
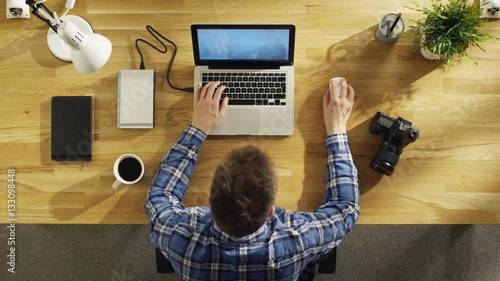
[197,29,290,61]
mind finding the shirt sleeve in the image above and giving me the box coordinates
[275,133,360,261]
[145,125,209,249]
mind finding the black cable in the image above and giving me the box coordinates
[135,25,194,93]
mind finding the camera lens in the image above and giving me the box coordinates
[370,141,400,176]
[370,160,395,176]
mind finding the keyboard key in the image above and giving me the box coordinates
[221,94,226,98]
[262,73,268,76]
[275,99,280,105]
[256,100,263,105]
[246,82,251,87]
[247,88,252,93]
[256,94,262,99]
[220,73,226,76]
[280,73,286,76]
[242,88,247,93]
[263,100,269,105]
[250,94,256,98]
[272,77,277,82]
[230,88,235,93]
[237,77,243,82]
[277,88,282,93]
[253,88,258,93]
[256,73,262,76]
[238,94,244,99]
[281,102,286,106]
[244,73,250,76]
[243,77,249,82]
[264,82,269,87]
[278,77,286,82]
[259,88,264,93]
[227,94,232,98]
[208,73,214,76]
[271,88,276,93]
[238,73,244,76]
[229,99,256,105]
[202,73,208,76]
[265,88,270,93]
[236,88,241,93]
[250,73,256,76]
[274,94,286,99]
[249,77,255,82]
[244,94,250,99]
[251,82,257,87]
[258,83,263,87]
[234,82,240,87]
[261,94,267,99]
[202,77,208,82]
[269,102,275,105]
[266,77,272,82]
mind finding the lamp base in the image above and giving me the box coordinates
[47,15,93,62]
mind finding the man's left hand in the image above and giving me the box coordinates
[192,81,229,134]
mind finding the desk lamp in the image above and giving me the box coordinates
[25,0,112,73]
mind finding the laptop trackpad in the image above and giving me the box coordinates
[227,109,260,134]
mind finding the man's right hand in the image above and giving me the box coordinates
[322,78,355,135]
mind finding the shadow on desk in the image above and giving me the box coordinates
[39,97,158,223]
[296,25,441,211]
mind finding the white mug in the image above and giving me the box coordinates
[112,154,145,189]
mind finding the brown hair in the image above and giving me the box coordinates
[210,145,277,238]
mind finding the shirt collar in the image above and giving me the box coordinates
[212,219,269,243]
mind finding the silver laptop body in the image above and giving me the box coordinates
[191,24,295,136]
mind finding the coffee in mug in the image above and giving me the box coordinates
[112,154,144,189]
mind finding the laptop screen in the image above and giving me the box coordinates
[191,24,295,66]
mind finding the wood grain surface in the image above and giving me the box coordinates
[1,0,499,224]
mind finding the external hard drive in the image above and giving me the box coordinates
[51,96,92,161]
[117,70,155,129]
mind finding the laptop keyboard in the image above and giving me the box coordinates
[201,72,287,106]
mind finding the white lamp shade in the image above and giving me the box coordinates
[71,33,112,73]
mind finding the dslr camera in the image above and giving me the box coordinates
[369,111,419,176]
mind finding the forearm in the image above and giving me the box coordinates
[324,133,360,216]
[145,126,207,229]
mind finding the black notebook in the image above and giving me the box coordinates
[51,96,92,161]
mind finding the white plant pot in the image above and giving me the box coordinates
[420,47,440,60]
[419,29,441,60]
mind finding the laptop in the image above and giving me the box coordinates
[191,24,295,136]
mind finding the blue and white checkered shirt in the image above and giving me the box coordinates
[145,125,359,281]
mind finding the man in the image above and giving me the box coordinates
[145,78,359,280]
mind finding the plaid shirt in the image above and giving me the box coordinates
[145,125,359,281]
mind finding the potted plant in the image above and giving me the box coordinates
[409,0,497,69]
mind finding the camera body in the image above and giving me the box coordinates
[369,111,419,176]
[6,0,30,19]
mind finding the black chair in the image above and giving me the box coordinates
[155,247,337,279]
[155,248,174,273]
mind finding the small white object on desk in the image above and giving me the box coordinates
[480,0,500,19]
[329,77,345,96]
[117,70,155,129]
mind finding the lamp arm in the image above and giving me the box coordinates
[25,0,59,33]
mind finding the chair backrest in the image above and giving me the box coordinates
[155,247,337,276]
[155,248,174,274]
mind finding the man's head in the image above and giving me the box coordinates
[210,145,277,238]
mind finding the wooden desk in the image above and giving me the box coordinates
[1,0,499,224]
